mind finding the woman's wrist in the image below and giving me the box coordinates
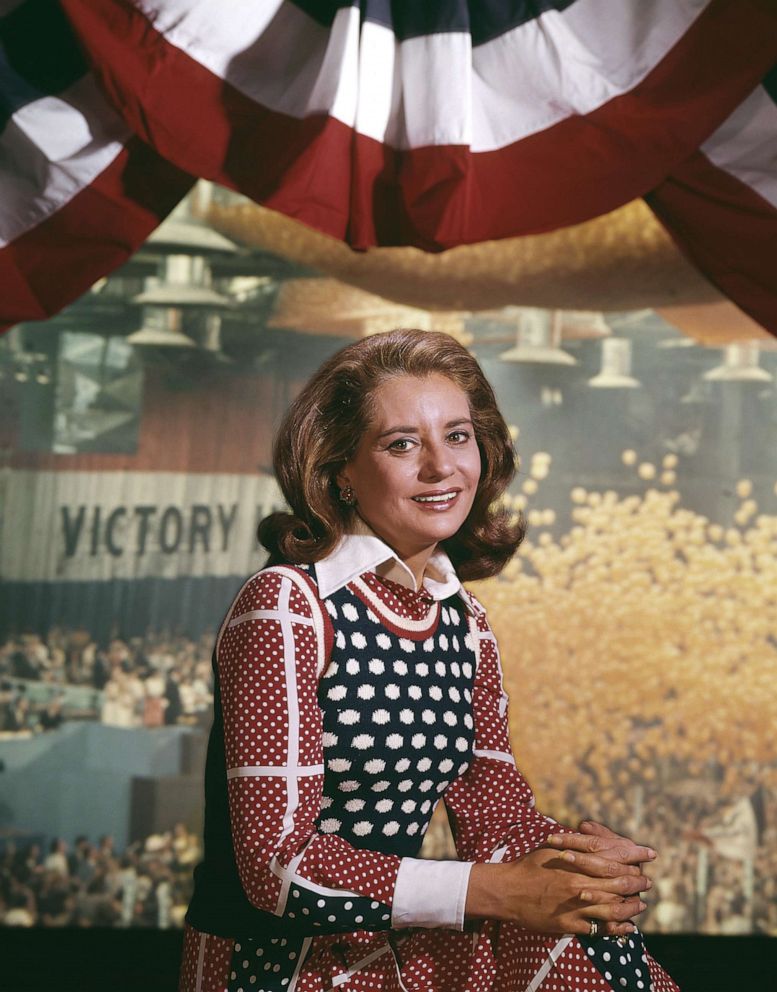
[463,862,511,921]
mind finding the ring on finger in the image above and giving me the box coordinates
[588,919,599,937]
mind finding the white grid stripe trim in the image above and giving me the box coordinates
[278,576,299,839]
[468,613,482,677]
[473,748,516,765]
[288,936,313,992]
[195,931,206,992]
[228,608,315,628]
[525,937,574,992]
[219,565,329,919]
[294,873,361,900]
[272,565,329,678]
[325,944,393,991]
[268,857,362,900]
[227,764,325,779]
[273,837,313,917]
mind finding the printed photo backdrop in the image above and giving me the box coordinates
[1,194,775,934]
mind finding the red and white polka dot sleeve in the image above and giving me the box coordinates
[217,566,401,933]
[443,601,563,863]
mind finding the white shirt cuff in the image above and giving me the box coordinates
[391,858,474,931]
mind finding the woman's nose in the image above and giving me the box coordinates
[420,444,453,480]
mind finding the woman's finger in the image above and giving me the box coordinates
[548,832,656,863]
[577,871,650,898]
[570,917,638,938]
[579,820,660,859]
[578,819,615,837]
[578,819,622,837]
[547,832,607,853]
[579,888,649,906]
[557,850,652,885]
[588,897,647,924]
[601,920,641,938]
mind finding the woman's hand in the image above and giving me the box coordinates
[543,820,657,920]
[465,849,649,937]
[546,820,657,869]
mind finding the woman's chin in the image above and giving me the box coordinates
[406,512,469,545]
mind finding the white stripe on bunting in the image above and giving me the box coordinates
[0,76,128,247]
[128,0,711,152]
[703,84,777,209]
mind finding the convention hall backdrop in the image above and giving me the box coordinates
[1,190,776,961]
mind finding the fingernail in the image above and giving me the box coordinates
[547,835,562,846]
[639,902,647,911]
[625,924,636,933]
[647,849,657,859]
[562,851,575,863]
[580,890,593,902]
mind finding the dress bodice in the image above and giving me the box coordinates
[313,569,477,858]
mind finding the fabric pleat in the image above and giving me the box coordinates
[0,0,775,331]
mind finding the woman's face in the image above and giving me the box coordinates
[338,374,482,561]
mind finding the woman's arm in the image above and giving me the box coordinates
[445,598,650,936]
[442,601,563,861]
[217,566,469,936]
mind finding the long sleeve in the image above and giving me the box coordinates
[443,598,561,864]
[217,565,470,937]
[217,566,401,935]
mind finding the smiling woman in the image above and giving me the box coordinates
[258,330,523,582]
[180,329,678,992]
[335,374,482,587]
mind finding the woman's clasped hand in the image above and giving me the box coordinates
[465,820,656,937]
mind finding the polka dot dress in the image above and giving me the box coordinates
[179,565,679,992]
[226,935,305,992]
[316,571,476,859]
[580,932,656,991]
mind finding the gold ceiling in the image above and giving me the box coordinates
[203,197,773,346]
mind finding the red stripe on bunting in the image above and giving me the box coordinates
[62,0,777,252]
[648,152,777,337]
[0,138,194,332]
[61,0,357,238]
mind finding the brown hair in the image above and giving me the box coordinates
[258,329,524,580]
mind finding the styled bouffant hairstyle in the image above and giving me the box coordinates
[258,329,525,580]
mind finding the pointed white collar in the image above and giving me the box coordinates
[314,516,469,608]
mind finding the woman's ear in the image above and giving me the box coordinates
[335,467,351,491]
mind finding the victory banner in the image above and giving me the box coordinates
[1,470,281,583]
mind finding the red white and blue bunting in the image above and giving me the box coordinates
[0,0,776,331]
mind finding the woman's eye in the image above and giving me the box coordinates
[388,438,413,451]
[448,430,470,444]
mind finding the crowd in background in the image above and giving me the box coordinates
[0,627,212,929]
[0,628,215,732]
[0,824,200,928]
[475,473,777,938]
[1,617,775,935]
[418,775,777,936]
[1,789,774,933]
[557,779,777,936]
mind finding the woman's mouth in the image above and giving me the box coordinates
[411,490,461,509]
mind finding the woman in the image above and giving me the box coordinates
[181,329,678,992]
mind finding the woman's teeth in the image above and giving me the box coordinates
[413,492,457,503]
